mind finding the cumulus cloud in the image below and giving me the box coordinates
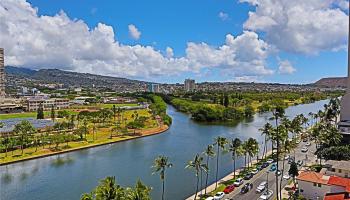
[128,24,141,40]
[278,60,296,74]
[241,0,349,54]
[0,0,274,79]
[233,76,260,82]
[218,11,229,21]
[165,47,174,58]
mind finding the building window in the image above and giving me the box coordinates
[318,183,321,187]
[313,183,317,186]
[331,168,335,172]
[338,169,342,173]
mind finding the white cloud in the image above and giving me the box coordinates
[0,0,274,80]
[278,60,296,74]
[218,11,229,21]
[233,75,260,82]
[242,0,349,54]
[128,24,141,40]
[165,47,174,58]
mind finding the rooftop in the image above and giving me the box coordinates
[325,160,350,171]
[297,171,330,185]
[328,176,350,192]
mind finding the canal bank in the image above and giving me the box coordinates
[0,100,329,200]
[0,125,169,166]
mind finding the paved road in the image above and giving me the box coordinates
[222,141,317,200]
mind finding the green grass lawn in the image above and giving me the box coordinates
[99,103,139,108]
[0,110,80,120]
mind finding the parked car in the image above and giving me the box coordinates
[262,162,269,168]
[223,185,235,194]
[301,147,308,152]
[213,192,225,200]
[205,197,214,200]
[233,178,244,187]
[269,164,276,172]
[303,138,308,142]
[297,160,303,166]
[256,165,263,171]
[305,142,311,146]
[244,173,254,180]
[295,139,301,144]
[240,183,253,194]
[283,173,290,180]
[258,189,274,200]
[251,168,259,175]
[266,159,274,164]
[256,181,267,193]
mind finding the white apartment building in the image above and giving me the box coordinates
[25,97,69,111]
[297,171,350,200]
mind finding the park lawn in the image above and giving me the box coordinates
[0,108,159,164]
[99,103,139,109]
[0,110,80,120]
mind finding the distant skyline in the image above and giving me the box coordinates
[0,0,349,84]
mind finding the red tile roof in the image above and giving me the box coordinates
[297,171,330,184]
[324,193,350,200]
[328,176,350,192]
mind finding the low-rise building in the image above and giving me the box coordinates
[297,171,350,200]
[324,160,350,178]
[25,97,69,111]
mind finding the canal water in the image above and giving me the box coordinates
[0,100,328,200]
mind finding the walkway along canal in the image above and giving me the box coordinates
[0,100,329,200]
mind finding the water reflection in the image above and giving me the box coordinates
[51,156,74,167]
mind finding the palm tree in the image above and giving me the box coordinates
[228,138,242,179]
[271,106,285,200]
[214,136,227,189]
[242,140,249,169]
[152,155,173,200]
[247,138,259,166]
[186,154,208,200]
[260,123,273,160]
[203,144,215,195]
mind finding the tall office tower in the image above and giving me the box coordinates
[0,48,5,97]
[184,79,195,92]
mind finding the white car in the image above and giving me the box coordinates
[301,147,308,152]
[258,189,274,200]
[284,155,290,160]
[251,168,259,175]
[266,159,274,164]
[256,181,267,193]
[205,197,214,200]
[283,173,290,180]
[213,192,225,200]
[233,178,244,186]
[305,142,311,146]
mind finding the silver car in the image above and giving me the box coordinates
[258,189,273,200]
[256,181,267,193]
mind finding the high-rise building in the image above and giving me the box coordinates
[184,79,195,92]
[147,83,160,93]
[0,48,5,97]
[338,28,350,142]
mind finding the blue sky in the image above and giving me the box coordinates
[1,0,349,83]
